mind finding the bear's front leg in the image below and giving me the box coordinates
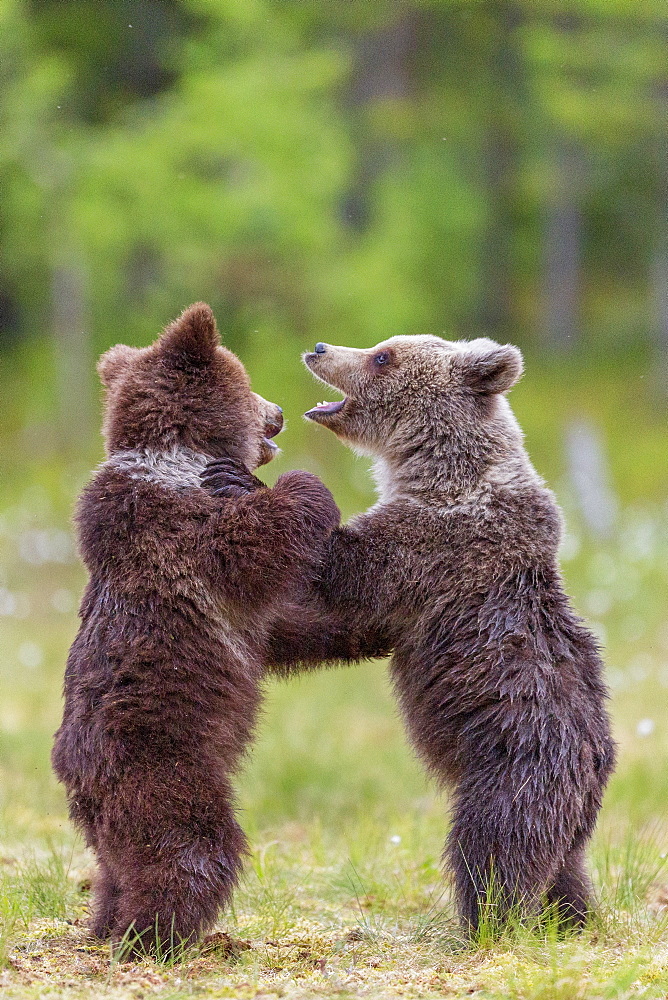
[200,464,340,609]
[200,459,395,670]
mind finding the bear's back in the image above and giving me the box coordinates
[54,452,261,791]
[76,450,215,595]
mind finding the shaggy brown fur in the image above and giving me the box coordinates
[52,304,339,956]
[204,334,616,932]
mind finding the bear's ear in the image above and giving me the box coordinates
[458,341,523,395]
[97,344,140,388]
[158,302,220,367]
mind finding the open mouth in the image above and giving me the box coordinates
[262,415,283,451]
[258,414,283,463]
[304,398,346,419]
[262,436,280,454]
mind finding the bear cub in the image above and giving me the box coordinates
[302,335,616,930]
[208,334,616,932]
[52,304,339,956]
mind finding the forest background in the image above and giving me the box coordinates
[0,1,667,997]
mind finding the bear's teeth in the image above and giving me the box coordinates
[306,398,346,417]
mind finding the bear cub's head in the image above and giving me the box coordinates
[303,334,523,460]
[98,303,283,469]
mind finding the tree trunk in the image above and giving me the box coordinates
[342,12,417,231]
[541,143,585,351]
[52,259,94,454]
[477,0,523,341]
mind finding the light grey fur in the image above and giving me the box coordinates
[110,446,211,490]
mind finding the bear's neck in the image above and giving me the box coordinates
[108,444,211,490]
[371,425,540,506]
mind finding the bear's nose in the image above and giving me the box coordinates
[276,405,283,414]
[314,342,327,354]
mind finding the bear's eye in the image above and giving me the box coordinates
[374,352,390,367]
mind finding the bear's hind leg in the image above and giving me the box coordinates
[447,780,562,935]
[110,816,247,959]
[90,859,121,940]
[544,845,592,929]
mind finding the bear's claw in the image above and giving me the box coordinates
[200,459,263,498]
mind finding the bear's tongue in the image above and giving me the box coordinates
[307,399,346,415]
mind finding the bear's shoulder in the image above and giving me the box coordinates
[75,458,212,576]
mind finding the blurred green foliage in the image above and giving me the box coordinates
[0,0,665,478]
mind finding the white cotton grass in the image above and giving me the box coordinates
[18,642,43,670]
[18,528,73,565]
[0,588,18,616]
[50,588,75,614]
[636,718,655,738]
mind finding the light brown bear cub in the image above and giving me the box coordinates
[52,304,339,956]
[207,334,616,932]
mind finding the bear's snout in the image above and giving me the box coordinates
[264,408,283,439]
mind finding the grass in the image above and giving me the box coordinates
[1,498,667,999]
[0,358,667,997]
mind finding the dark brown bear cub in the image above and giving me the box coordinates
[52,304,339,957]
